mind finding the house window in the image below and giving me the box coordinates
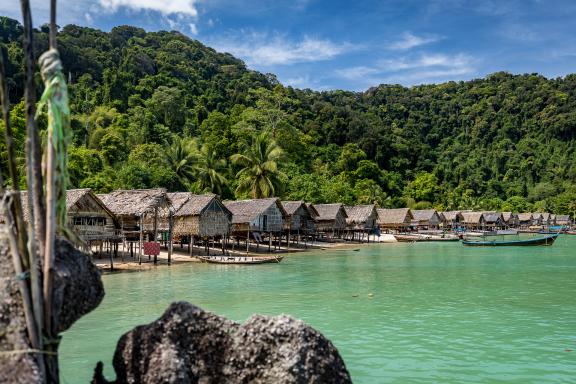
[262,215,268,231]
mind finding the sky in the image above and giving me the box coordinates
[2,0,576,91]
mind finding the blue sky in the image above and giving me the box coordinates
[2,0,575,91]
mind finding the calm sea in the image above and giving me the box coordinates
[60,236,576,383]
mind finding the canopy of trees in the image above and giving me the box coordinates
[1,17,575,215]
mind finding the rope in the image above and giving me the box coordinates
[37,48,71,236]
[0,349,58,357]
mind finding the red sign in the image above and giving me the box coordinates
[143,242,160,256]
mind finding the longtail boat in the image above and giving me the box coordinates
[197,255,284,264]
[461,233,559,246]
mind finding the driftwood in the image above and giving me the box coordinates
[93,302,351,384]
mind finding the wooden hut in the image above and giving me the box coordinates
[461,212,485,230]
[442,211,464,230]
[555,214,571,227]
[411,209,443,230]
[224,198,286,234]
[483,212,504,230]
[166,192,232,256]
[16,188,118,246]
[344,205,379,242]
[97,189,173,262]
[531,213,543,226]
[517,213,533,229]
[310,203,348,237]
[281,201,315,234]
[502,212,519,228]
[376,208,413,232]
[168,193,231,237]
[540,212,552,226]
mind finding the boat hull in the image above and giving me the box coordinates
[197,255,284,264]
[462,234,559,246]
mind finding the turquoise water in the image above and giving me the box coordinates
[60,237,576,383]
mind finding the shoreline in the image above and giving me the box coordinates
[93,240,372,273]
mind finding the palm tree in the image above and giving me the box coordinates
[193,144,228,196]
[165,137,197,187]
[230,132,285,199]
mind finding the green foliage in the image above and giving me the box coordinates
[0,18,574,211]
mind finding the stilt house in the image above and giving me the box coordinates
[461,212,485,230]
[502,212,519,227]
[224,198,287,235]
[344,205,379,231]
[517,213,533,228]
[411,209,443,229]
[376,208,413,232]
[483,212,505,230]
[167,192,232,238]
[281,201,315,233]
[441,211,464,229]
[309,203,348,234]
[97,189,172,242]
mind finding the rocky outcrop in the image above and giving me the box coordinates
[94,302,352,384]
[0,234,104,384]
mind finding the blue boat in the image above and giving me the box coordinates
[462,233,559,246]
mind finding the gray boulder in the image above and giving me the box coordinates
[95,302,352,384]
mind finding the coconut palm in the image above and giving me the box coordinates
[230,132,285,199]
[193,144,228,196]
[165,137,197,187]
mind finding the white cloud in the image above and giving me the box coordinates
[335,53,477,87]
[388,32,442,50]
[98,0,198,17]
[210,32,354,66]
[189,23,198,35]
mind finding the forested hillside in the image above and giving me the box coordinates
[1,16,575,215]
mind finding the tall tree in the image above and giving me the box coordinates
[164,137,197,188]
[193,144,228,196]
[231,132,285,198]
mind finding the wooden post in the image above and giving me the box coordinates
[269,232,272,252]
[246,228,250,254]
[190,236,194,257]
[139,214,143,265]
[167,210,173,265]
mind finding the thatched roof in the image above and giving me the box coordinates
[17,188,114,221]
[377,208,413,225]
[502,212,515,222]
[517,213,533,221]
[442,210,462,221]
[531,212,543,220]
[484,212,503,224]
[312,203,347,221]
[556,214,571,223]
[97,189,170,216]
[461,212,484,224]
[167,192,231,218]
[281,201,308,216]
[224,198,286,224]
[412,209,438,222]
[541,212,551,221]
[344,205,376,224]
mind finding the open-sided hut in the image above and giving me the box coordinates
[411,209,443,229]
[224,198,286,235]
[97,189,173,260]
[167,193,231,238]
[310,203,348,236]
[442,211,464,229]
[377,208,413,232]
[281,201,315,234]
[461,212,485,230]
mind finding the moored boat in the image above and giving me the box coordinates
[394,233,460,242]
[197,255,284,264]
[461,233,559,246]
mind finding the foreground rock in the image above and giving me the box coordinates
[94,302,352,384]
[0,235,104,384]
